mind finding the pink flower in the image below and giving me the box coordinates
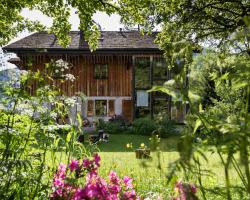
[174,180,186,200]
[69,159,79,172]
[122,190,136,200]
[82,159,91,168]
[175,180,183,189]
[123,176,133,189]
[93,153,101,167]
[108,184,121,194]
[55,188,63,196]
[50,155,140,200]
[109,171,120,185]
[50,188,63,198]
[53,178,64,187]
[58,163,67,179]
[59,163,66,173]
[72,188,88,200]
[190,184,197,193]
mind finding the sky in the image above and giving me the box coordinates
[10,8,124,44]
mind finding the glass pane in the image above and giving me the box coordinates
[153,98,168,116]
[136,90,149,107]
[171,101,185,123]
[135,107,150,118]
[135,57,150,88]
[153,79,166,85]
[108,100,115,116]
[95,100,107,116]
[87,100,94,117]
[94,64,108,79]
[152,57,169,81]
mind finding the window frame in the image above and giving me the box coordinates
[87,99,115,117]
[94,64,108,79]
[95,100,107,116]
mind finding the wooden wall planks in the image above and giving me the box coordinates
[19,54,133,97]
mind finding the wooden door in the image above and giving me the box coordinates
[122,100,133,122]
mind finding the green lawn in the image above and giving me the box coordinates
[95,134,244,199]
[96,133,178,152]
[46,134,247,199]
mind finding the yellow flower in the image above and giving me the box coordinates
[126,143,130,148]
[140,143,145,148]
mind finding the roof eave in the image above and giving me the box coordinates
[3,47,162,54]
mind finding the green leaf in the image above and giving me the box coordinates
[66,132,71,143]
[193,119,202,134]
[188,91,201,102]
[232,81,249,90]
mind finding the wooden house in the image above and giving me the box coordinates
[3,31,186,123]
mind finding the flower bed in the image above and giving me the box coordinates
[51,154,140,200]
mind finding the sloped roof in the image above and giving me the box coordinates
[3,31,159,51]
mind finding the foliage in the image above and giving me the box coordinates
[95,143,248,199]
[98,121,126,135]
[0,60,87,199]
[50,153,140,200]
[117,0,250,199]
[155,113,179,138]
[130,115,178,138]
[131,117,158,136]
[97,116,128,135]
[1,0,117,50]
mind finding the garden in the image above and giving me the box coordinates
[1,0,250,200]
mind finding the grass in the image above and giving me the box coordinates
[46,133,248,199]
[96,133,179,152]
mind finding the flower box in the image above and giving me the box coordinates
[135,148,150,159]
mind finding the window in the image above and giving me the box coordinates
[153,98,168,116]
[135,57,150,89]
[94,64,108,79]
[152,57,169,85]
[87,99,115,117]
[171,101,185,123]
[95,100,107,116]
[135,107,150,118]
[108,100,115,116]
[87,100,94,117]
[136,90,149,107]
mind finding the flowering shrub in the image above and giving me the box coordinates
[172,181,198,200]
[51,154,140,200]
[50,59,75,82]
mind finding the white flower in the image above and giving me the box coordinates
[55,69,59,73]
[64,97,76,106]
[50,112,57,120]
[64,74,75,82]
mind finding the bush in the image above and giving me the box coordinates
[97,117,128,134]
[131,117,158,136]
[156,114,178,138]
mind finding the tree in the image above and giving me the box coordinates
[118,0,250,199]
[0,0,117,49]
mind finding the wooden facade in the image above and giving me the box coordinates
[4,31,187,123]
[19,53,133,97]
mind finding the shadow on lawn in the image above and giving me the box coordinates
[85,134,179,152]
[204,185,247,199]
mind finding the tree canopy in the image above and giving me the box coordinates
[119,0,250,63]
[0,0,117,49]
[1,0,249,54]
